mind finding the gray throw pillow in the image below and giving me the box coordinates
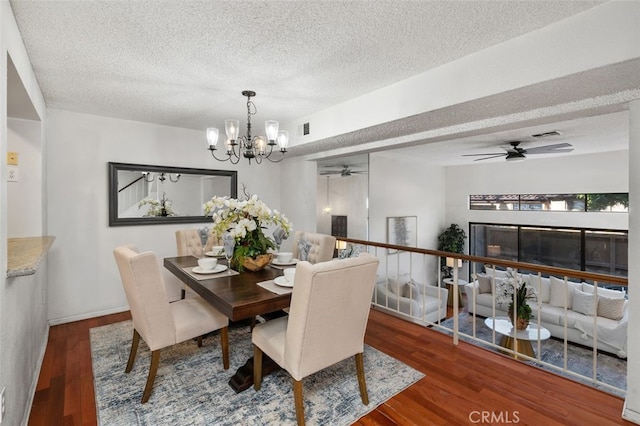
[476,274,493,294]
[297,235,311,261]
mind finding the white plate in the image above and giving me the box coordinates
[272,258,299,266]
[205,251,225,258]
[274,276,294,287]
[192,264,228,274]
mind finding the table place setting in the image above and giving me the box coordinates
[182,257,239,280]
[258,268,296,295]
[269,251,299,269]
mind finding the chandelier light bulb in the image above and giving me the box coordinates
[277,130,289,151]
[225,119,240,142]
[265,120,279,142]
[206,128,219,148]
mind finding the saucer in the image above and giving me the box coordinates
[192,264,228,274]
[274,276,294,287]
[205,251,225,258]
[272,258,299,266]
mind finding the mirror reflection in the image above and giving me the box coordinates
[109,162,237,226]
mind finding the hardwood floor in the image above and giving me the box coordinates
[28,308,631,425]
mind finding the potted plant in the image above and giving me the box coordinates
[437,223,466,278]
[496,270,537,330]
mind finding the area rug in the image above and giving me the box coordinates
[90,321,424,425]
[440,314,626,397]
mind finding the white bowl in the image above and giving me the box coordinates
[277,251,293,263]
[198,257,218,270]
[283,268,296,284]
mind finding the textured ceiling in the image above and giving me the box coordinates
[10,0,606,132]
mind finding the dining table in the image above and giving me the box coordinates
[163,255,294,392]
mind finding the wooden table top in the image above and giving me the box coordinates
[163,256,292,321]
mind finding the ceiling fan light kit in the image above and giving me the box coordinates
[206,90,288,165]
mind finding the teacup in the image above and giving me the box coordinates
[277,251,293,263]
[210,246,224,256]
[283,268,296,284]
[198,257,218,271]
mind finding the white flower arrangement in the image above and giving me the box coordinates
[203,194,293,264]
[494,269,538,318]
[138,193,177,217]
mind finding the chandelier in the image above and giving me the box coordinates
[206,90,288,164]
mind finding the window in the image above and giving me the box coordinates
[470,223,628,278]
[470,193,628,212]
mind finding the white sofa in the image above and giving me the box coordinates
[374,276,448,323]
[464,267,628,358]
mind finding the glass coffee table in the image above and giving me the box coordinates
[484,316,551,359]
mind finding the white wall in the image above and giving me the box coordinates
[276,156,318,252]
[1,2,49,425]
[445,150,629,247]
[369,151,446,286]
[623,100,640,423]
[45,109,282,323]
[7,117,42,237]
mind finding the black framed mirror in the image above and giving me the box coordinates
[108,162,237,226]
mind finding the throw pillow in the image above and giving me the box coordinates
[484,266,508,279]
[597,296,627,321]
[582,283,626,299]
[548,276,581,309]
[528,274,551,304]
[402,280,422,301]
[297,235,311,262]
[476,274,493,294]
[571,289,596,316]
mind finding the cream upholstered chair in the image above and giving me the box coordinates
[175,229,219,299]
[113,245,230,403]
[291,231,336,264]
[252,253,380,425]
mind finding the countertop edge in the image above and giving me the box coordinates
[6,236,56,278]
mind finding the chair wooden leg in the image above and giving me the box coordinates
[220,327,229,370]
[141,350,161,403]
[180,288,186,299]
[125,329,140,373]
[293,379,305,426]
[253,345,263,390]
[355,352,369,405]
[197,336,203,347]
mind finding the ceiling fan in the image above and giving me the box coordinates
[463,141,574,162]
[319,165,368,177]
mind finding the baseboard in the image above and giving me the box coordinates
[21,322,50,426]
[623,400,640,424]
[48,305,130,326]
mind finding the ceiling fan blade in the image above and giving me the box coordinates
[462,153,505,157]
[473,154,508,162]
[319,171,340,175]
[524,143,573,154]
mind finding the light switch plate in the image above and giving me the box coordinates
[7,152,18,166]
[7,166,18,182]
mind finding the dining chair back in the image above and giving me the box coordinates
[175,229,219,298]
[291,231,336,264]
[113,244,229,403]
[252,253,380,425]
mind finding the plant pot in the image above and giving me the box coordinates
[508,312,529,330]
[242,253,273,272]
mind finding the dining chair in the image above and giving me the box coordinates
[175,229,219,299]
[291,231,336,263]
[252,253,380,425]
[113,244,230,403]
